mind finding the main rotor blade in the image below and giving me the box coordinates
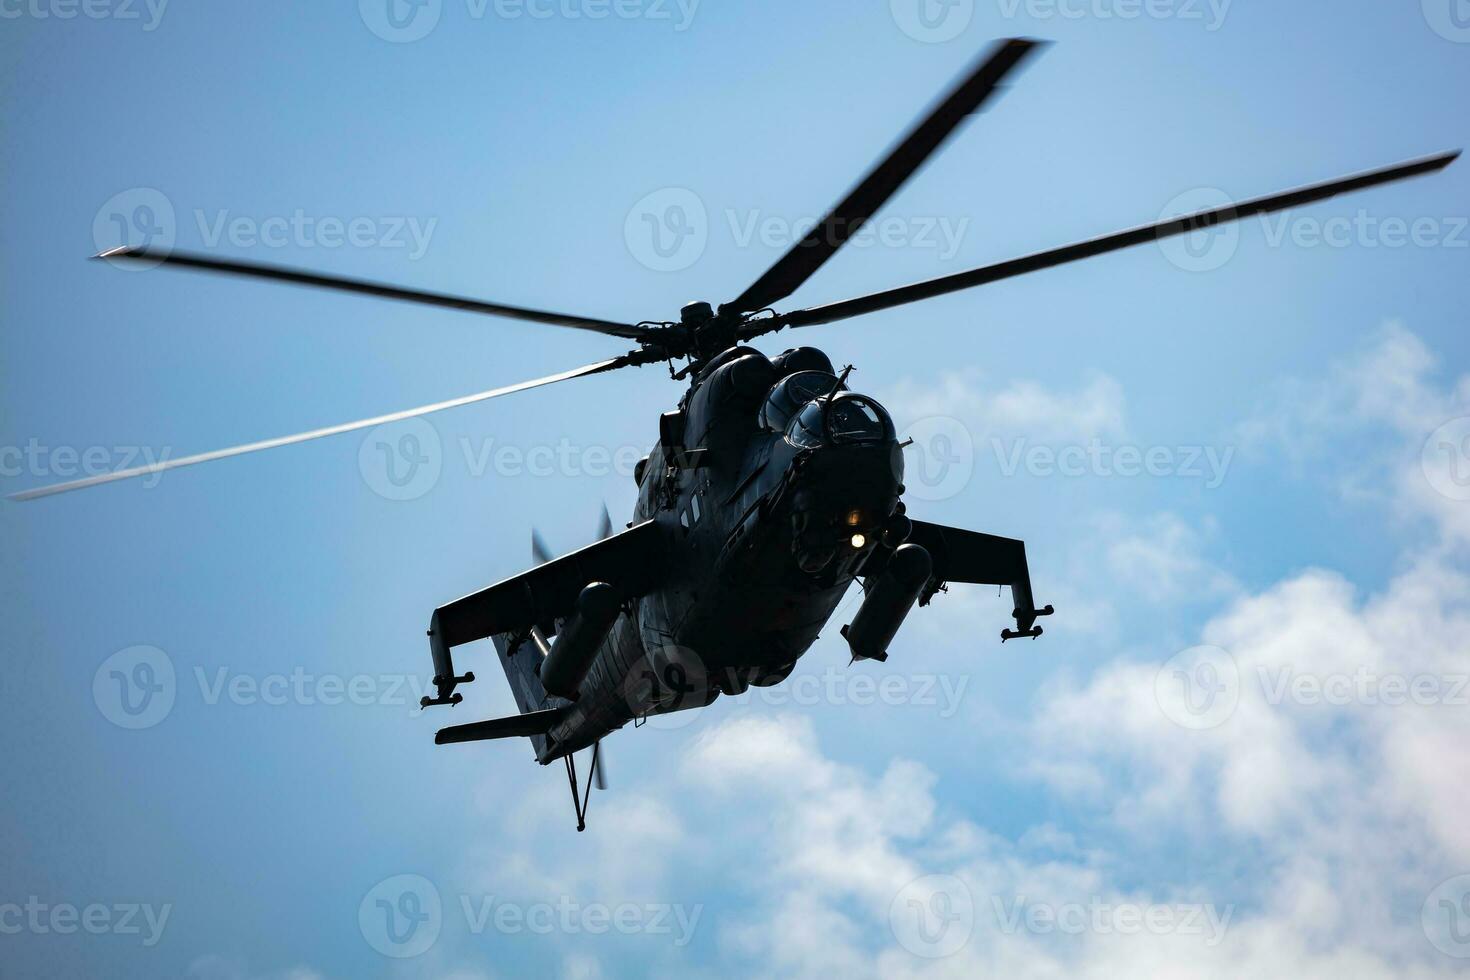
[773,150,1460,330]
[8,357,630,501]
[724,38,1044,315]
[96,247,652,340]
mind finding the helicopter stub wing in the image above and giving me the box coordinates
[423,518,668,706]
[905,520,1053,640]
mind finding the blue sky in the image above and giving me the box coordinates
[3,2,1469,977]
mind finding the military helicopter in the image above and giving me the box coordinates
[14,40,1457,831]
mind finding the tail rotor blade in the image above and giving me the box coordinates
[597,503,613,541]
[531,529,554,566]
[593,741,607,791]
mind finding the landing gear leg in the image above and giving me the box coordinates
[562,741,602,832]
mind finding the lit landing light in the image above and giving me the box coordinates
[850,533,867,549]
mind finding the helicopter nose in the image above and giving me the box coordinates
[789,439,904,573]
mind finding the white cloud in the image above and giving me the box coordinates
[885,369,1128,445]
[466,770,686,904]
[1092,511,1238,606]
[1239,323,1470,546]
[662,712,1465,979]
[1027,552,1470,964]
[561,952,603,980]
[186,958,325,980]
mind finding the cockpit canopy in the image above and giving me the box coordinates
[758,370,841,432]
[786,392,895,449]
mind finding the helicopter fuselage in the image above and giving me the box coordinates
[531,345,906,761]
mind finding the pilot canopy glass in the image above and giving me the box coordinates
[759,370,840,432]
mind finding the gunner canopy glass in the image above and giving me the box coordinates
[786,394,894,449]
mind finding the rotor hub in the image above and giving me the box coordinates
[680,301,714,325]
